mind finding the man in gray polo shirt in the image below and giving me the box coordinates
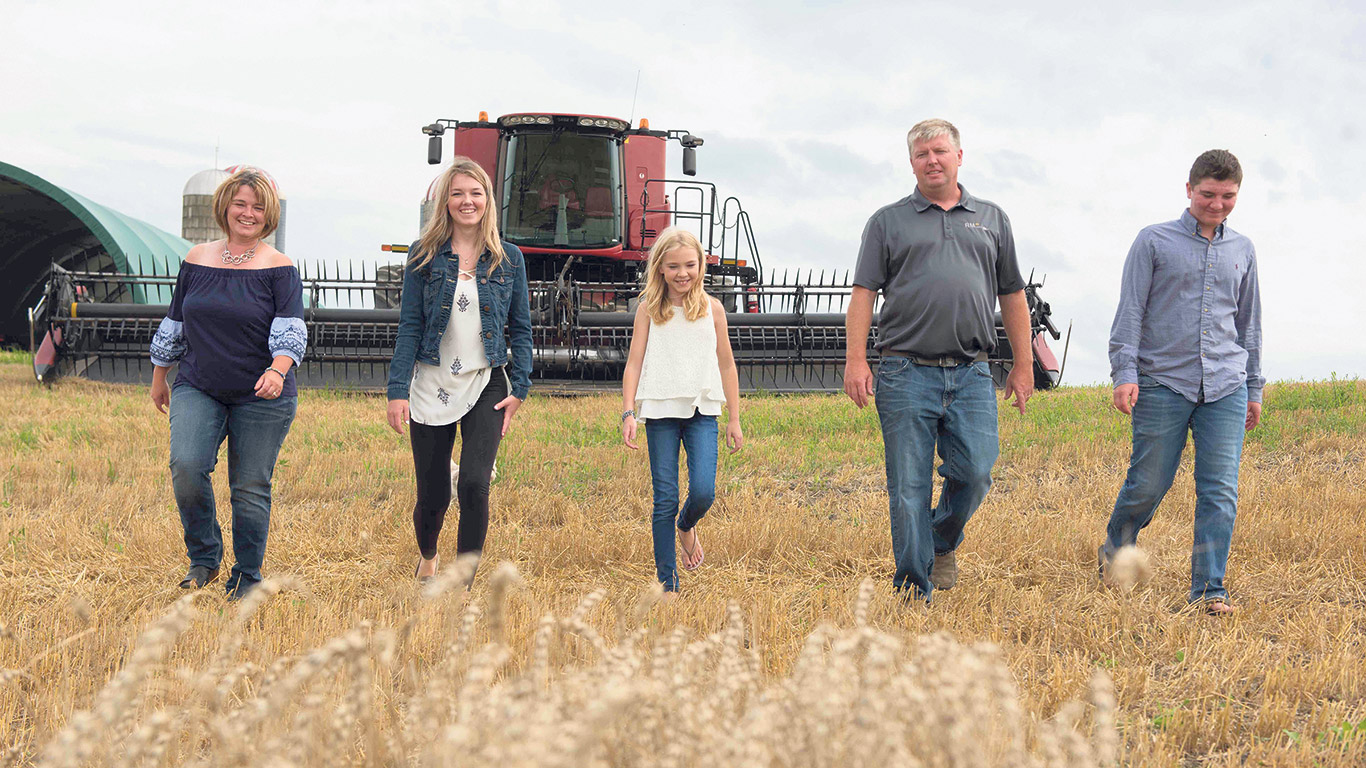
[844,118,1034,602]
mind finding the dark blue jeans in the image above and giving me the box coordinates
[168,383,296,595]
[644,412,718,592]
[1104,376,1247,602]
[875,359,999,601]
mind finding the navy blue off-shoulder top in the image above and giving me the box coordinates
[150,263,307,404]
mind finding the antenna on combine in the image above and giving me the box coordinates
[628,69,641,127]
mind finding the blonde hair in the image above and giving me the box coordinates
[410,157,506,272]
[906,118,961,153]
[213,167,281,239]
[642,227,709,325]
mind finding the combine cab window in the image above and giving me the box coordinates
[501,131,622,248]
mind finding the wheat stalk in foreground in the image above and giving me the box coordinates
[21,568,1118,768]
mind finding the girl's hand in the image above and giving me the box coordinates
[493,395,522,436]
[622,415,639,450]
[726,419,743,453]
[387,399,410,435]
[150,378,170,414]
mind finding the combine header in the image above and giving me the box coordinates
[28,111,1067,393]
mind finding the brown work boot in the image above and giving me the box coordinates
[930,550,958,591]
[179,565,220,589]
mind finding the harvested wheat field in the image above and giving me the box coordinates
[1,358,1363,767]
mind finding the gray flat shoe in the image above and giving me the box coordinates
[179,565,220,589]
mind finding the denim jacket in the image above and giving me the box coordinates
[386,240,533,401]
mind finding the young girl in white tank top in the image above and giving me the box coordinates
[621,227,744,598]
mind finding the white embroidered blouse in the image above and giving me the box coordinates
[408,274,492,425]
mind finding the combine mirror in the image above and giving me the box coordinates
[683,146,697,176]
[427,134,442,165]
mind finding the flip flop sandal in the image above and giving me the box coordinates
[680,529,704,571]
[416,557,436,584]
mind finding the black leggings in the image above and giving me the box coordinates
[409,369,507,559]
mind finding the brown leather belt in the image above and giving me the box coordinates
[880,350,988,367]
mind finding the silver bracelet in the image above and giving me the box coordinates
[267,366,287,379]
[621,409,635,422]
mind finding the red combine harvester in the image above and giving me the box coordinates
[418,111,757,289]
[27,110,1067,392]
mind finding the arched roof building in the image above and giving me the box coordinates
[0,160,191,344]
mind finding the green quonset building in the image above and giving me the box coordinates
[0,160,191,345]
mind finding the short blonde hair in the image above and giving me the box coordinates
[213,167,281,238]
[906,118,961,153]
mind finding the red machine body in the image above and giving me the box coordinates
[427,112,717,281]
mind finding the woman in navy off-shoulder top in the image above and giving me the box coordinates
[149,167,306,600]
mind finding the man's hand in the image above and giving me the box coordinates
[844,360,875,408]
[843,286,877,409]
[1246,401,1262,430]
[998,290,1033,415]
[1004,364,1033,415]
[1113,383,1138,415]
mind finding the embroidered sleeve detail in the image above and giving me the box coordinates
[268,316,308,365]
[149,317,186,367]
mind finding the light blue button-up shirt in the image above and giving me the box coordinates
[1109,210,1263,404]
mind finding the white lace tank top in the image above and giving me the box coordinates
[635,301,725,421]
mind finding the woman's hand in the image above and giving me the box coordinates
[622,415,639,450]
[151,377,171,414]
[254,369,284,399]
[493,395,522,437]
[387,399,410,435]
[726,418,744,454]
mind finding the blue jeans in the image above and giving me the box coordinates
[644,412,718,592]
[875,359,999,600]
[1104,376,1247,602]
[169,383,296,595]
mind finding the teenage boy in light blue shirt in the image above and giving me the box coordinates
[1102,149,1264,616]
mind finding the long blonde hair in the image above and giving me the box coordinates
[410,157,506,272]
[642,227,709,325]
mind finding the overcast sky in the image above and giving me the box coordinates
[4,0,1362,386]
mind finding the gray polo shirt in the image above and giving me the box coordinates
[853,185,1025,359]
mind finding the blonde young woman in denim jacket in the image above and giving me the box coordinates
[386,157,533,583]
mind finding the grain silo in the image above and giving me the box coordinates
[420,173,445,233]
[181,166,287,251]
[182,168,230,245]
